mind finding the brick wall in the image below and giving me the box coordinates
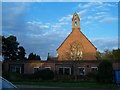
[57,28,97,60]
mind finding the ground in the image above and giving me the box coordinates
[13,81,120,90]
[16,85,120,90]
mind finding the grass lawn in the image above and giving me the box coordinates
[12,80,119,89]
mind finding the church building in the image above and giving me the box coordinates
[57,13,97,60]
[2,13,120,77]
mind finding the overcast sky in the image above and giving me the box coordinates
[2,2,118,60]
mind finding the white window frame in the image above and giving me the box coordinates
[44,66,51,70]
[11,66,22,74]
[91,67,98,72]
[78,67,85,75]
[33,67,39,73]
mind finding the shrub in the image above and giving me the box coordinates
[85,72,97,81]
[21,74,36,80]
[2,71,22,81]
[34,69,54,80]
[97,61,113,83]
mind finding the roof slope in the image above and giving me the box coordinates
[57,30,97,51]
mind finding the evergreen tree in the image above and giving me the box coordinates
[28,53,41,60]
[2,35,19,61]
[97,61,113,83]
[18,46,26,60]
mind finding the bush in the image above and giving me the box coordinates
[21,74,36,80]
[34,69,54,80]
[2,71,22,81]
[97,61,113,83]
[85,72,97,81]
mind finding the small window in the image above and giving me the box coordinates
[78,67,85,76]
[74,20,78,26]
[45,67,51,70]
[10,65,22,74]
[33,67,39,73]
[58,68,63,75]
[64,68,70,75]
[91,67,98,72]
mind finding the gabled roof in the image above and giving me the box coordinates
[56,30,97,51]
[56,31,72,51]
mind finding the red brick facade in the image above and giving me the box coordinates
[57,13,97,60]
[2,13,120,76]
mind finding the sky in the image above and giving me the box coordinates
[2,2,118,60]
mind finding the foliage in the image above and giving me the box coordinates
[28,52,41,60]
[97,61,113,83]
[85,72,97,81]
[18,46,26,60]
[2,71,22,81]
[2,35,19,61]
[101,49,113,60]
[98,49,120,60]
[21,74,36,80]
[112,49,120,60]
[2,35,42,61]
[2,35,27,61]
[64,41,83,60]
[96,51,102,60]
[34,69,54,80]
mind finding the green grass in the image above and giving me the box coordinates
[12,80,119,89]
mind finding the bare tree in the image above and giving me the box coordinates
[64,41,83,80]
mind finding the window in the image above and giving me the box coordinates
[33,67,39,73]
[58,68,63,75]
[45,67,51,70]
[10,66,16,72]
[91,67,98,72]
[64,68,70,75]
[9,64,23,74]
[74,20,78,26]
[15,66,21,73]
[78,67,85,76]
[58,67,71,75]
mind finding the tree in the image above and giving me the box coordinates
[100,49,120,60]
[97,61,113,83]
[2,35,19,61]
[101,49,113,60]
[64,41,83,81]
[65,41,83,60]
[112,49,120,60]
[18,46,26,60]
[28,53,41,60]
[96,51,102,60]
[2,35,27,61]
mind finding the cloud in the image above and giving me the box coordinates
[18,18,70,59]
[78,9,88,16]
[2,2,118,60]
[2,2,29,36]
[26,21,50,34]
[96,12,108,15]
[99,17,118,23]
[92,38,118,52]
[58,14,72,22]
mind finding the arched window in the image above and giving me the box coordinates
[70,41,83,60]
[74,19,78,26]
